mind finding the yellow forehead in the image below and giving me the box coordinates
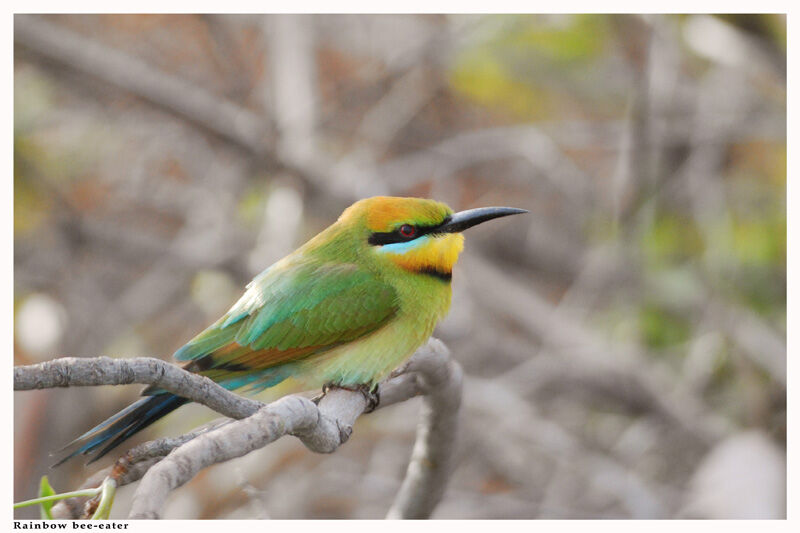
[342,196,453,232]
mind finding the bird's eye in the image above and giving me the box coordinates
[399,224,416,238]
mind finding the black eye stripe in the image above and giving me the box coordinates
[368,216,451,246]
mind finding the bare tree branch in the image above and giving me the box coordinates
[126,338,459,519]
[50,458,162,519]
[51,418,233,519]
[14,356,262,420]
[387,338,462,519]
[127,395,320,518]
[15,339,461,519]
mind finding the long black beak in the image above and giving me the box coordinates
[439,206,528,233]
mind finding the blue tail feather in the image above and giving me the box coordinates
[53,394,187,467]
[53,363,292,466]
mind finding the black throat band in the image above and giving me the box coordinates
[416,267,452,282]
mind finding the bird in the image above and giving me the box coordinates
[56,196,527,465]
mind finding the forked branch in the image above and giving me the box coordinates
[14,338,462,519]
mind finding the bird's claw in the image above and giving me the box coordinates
[316,382,380,413]
[362,384,380,413]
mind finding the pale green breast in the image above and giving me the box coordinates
[292,274,452,388]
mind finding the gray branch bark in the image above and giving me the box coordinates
[14,356,262,420]
[15,338,461,520]
[386,338,462,518]
[51,419,233,519]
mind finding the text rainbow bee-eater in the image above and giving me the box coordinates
[57,196,527,465]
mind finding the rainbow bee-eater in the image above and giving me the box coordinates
[57,196,526,465]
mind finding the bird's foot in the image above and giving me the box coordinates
[360,383,380,413]
[316,382,380,413]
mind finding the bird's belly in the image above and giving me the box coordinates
[291,312,437,389]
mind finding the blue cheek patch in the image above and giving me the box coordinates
[377,235,431,254]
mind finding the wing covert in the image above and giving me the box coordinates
[174,262,398,376]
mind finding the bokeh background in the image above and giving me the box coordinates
[14,14,786,519]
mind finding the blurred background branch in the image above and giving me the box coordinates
[14,13,785,519]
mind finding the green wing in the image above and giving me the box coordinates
[173,261,399,385]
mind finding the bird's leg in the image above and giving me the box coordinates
[313,382,380,412]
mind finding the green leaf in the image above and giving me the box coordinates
[37,476,56,520]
